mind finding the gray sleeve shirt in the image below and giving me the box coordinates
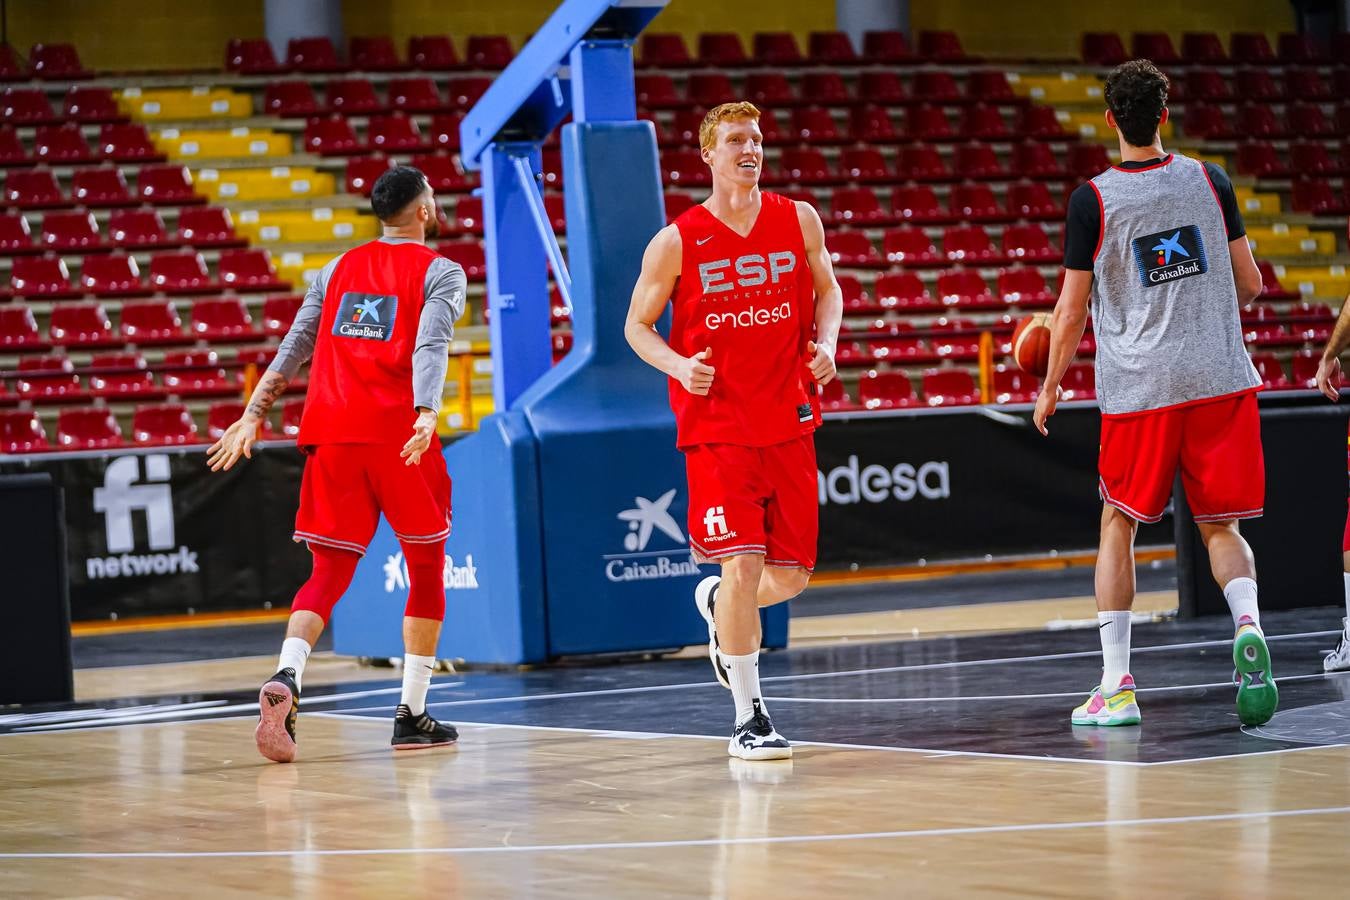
[268,245,467,413]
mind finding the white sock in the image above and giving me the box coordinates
[1342,572,1350,622]
[400,653,436,716]
[1098,611,1131,692]
[719,649,762,724]
[276,637,311,691]
[1222,577,1261,630]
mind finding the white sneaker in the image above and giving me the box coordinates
[1324,619,1350,673]
[695,575,730,689]
[728,700,792,761]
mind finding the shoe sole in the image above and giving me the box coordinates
[391,738,457,751]
[695,586,731,690]
[727,741,793,761]
[1070,711,1141,727]
[255,681,296,763]
[1234,630,1279,726]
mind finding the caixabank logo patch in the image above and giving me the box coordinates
[332,291,398,341]
[1131,226,1208,287]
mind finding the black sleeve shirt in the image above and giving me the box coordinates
[1061,157,1246,271]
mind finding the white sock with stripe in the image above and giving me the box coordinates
[1098,611,1131,693]
[720,650,763,725]
[1222,577,1261,630]
[276,637,311,692]
[400,654,437,716]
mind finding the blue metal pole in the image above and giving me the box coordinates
[512,155,573,313]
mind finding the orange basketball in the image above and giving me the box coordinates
[1012,313,1052,376]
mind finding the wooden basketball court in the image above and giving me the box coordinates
[2,603,1348,898]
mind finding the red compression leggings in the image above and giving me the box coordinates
[291,541,446,623]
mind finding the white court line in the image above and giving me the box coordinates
[3,805,1347,860]
[8,682,464,733]
[0,699,227,726]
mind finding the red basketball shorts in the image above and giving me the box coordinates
[293,443,451,556]
[1098,390,1264,525]
[683,434,818,571]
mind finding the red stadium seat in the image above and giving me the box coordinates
[207,401,278,441]
[662,149,711,187]
[875,272,940,312]
[446,77,491,111]
[408,35,460,70]
[639,33,692,68]
[1288,302,1335,342]
[346,155,394,196]
[1067,143,1112,180]
[808,31,858,65]
[0,125,28,165]
[801,72,852,106]
[325,78,382,115]
[942,225,999,263]
[862,30,913,64]
[1082,33,1128,65]
[0,305,43,349]
[225,38,283,75]
[2,87,58,124]
[818,377,855,412]
[81,252,147,297]
[161,350,235,397]
[756,108,788,145]
[99,124,162,162]
[993,366,1038,404]
[779,148,833,184]
[304,115,364,155]
[368,113,428,152]
[0,212,32,254]
[465,35,513,69]
[412,153,470,193]
[4,169,67,209]
[119,299,184,344]
[1235,69,1281,103]
[0,44,25,82]
[1291,179,1350,216]
[429,113,464,152]
[16,354,82,401]
[137,164,201,205]
[998,267,1056,308]
[837,276,872,313]
[132,402,200,445]
[350,36,404,72]
[87,352,157,399]
[663,191,694,223]
[72,166,134,207]
[281,399,305,437]
[1184,68,1232,103]
[453,196,484,233]
[287,37,345,73]
[922,368,979,406]
[968,71,1016,103]
[106,211,170,249]
[918,30,966,62]
[40,210,104,251]
[849,105,899,144]
[1289,142,1338,177]
[1292,348,1338,388]
[896,145,950,182]
[791,108,842,144]
[1061,362,1096,400]
[937,269,998,308]
[891,185,947,223]
[34,124,96,164]
[11,255,76,298]
[958,106,1009,141]
[0,409,49,453]
[1249,353,1292,389]
[1278,33,1328,64]
[697,33,748,67]
[1236,142,1287,178]
[1010,143,1066,180]
[53,407,122,449]
[1286,67,1330,100]
[1181,32,1227,63]
[219,248,287,291]
[437,238,486,281]
[1237,105,1282,139]
[177,206,241,247]
[149,251,216,294]
[955,144,1006,180]
[264,81,320,117]
[635,74,681,109]
[389,77,444,113]
[262,296,303,336]
[857,371,919,410]
[685,73,736,109]
[753,32,803,65]
[914,71,963,104]
[1131,32,1180,64]
[191,297,256,341]
[882,227,942,266]
[828,188,886,225]
[1016,106,1065,140]
[930,317,981,360]
[838,148,891,184]
[906,106,955,142]
[746,73,796,107]
[857,71,907,106]
[1180,103,1234,140]
[1288,103,1332,137]
[48,303,114,347]
[949,184,1003,222]
[826,231,882,267]
[1002,224,1058,263]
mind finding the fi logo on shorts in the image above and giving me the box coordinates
[333,291,399,341]
[1130,225,1207,287]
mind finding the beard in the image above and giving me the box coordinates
[422,204,442,241]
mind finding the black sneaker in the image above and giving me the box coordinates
[695,575,731,689]
[256,668,299,763]
[391,704,458,750]
[728,699,792,760]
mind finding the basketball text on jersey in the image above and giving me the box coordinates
[332,291,399,341]
[1130,225,1208,287]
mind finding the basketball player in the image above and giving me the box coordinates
[1034,61,1278,727]
[1310,232,1350,672]
[207,166,467,762]
[625,101,843,759]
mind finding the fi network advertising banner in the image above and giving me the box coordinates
[0,446,311,620]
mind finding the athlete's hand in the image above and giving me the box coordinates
[401,409,439,466]
[207,413,261,472]
[1032,385,1062,436]
[806,340,836,385]
[679,347,715,396]
[1316,354,1343,402]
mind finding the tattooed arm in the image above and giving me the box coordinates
[207,370,290,472]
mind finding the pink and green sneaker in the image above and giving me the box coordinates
[1071,675,1142,727]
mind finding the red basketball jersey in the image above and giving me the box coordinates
[668,191,818,449]
[298,239,439,446]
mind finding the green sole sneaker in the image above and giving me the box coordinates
[1233,626,1278,727]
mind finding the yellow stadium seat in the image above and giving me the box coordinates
[155,128,291,160]
[1246,225,1335,258]
[274,251,335,287]
[193,167,337,201]
[1235,186,1281,216]
[233,209,376,244]
[118,87,253,120]
[1058,110,1173,140]
[1007,72,1104,105]
[1278,265,1350,298]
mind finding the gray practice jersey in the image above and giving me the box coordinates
[269,236,467,411]
[1088,153,1260,416]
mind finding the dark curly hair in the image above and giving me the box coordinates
[370,165,428,222]
[1104,60,1169,148]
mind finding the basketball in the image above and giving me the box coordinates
[1012,313,1053,376]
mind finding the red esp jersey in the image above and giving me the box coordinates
[668,190,819,449]
[298,239,439,446]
